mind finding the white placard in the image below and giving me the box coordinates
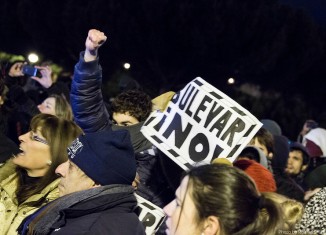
[142,77,262,170]
[136,194,166,235]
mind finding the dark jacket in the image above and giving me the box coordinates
[71,53,173,207]
[273,135,305,201]
[0,132,19,163]
[19,185,145,235]
[3,76,70,144]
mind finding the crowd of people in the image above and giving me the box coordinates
[0,28,326,235]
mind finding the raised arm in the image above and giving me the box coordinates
[71,29,111,132]
[84,29,107,62]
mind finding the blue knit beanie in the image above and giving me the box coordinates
[67,130,136,185]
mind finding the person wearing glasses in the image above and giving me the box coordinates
[0,113,82,235]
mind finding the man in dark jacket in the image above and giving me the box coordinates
[18,129,145,235]
[70,29,173,208]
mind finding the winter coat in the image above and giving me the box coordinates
[0,159,16,181]
[71,53,173,207]
[19,185,145,235]
[0,172,59,235]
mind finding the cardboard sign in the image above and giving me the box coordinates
[142,77,262,170]
[136,194,166,235]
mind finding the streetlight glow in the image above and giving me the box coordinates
[28,53,39,63]
[227,77,235,85]
[123,63,131,70]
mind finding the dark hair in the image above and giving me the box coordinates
[249,128,274,154]
[15,113,83,206]
[290,147,310,165]
[183,164,284,235]
[111,90,152,122]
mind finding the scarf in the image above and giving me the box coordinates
[111,121,152,152]
[25,185,135,235]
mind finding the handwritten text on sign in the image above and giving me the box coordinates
[142,77,262,170]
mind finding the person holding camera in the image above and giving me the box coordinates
[2,61,71,144]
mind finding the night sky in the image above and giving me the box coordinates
[280,0,326,26]
[1,0,326,139]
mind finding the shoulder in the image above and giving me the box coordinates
[0,159,16,182]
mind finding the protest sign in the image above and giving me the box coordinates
[142,77,262,170]
[136,195,166,235]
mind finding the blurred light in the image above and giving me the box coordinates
[28,53,39,63]
[123,63,131,70]
[227,77,235,85]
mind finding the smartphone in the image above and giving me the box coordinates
[22,65,38,77]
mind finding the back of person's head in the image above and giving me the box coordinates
[263,192,303,230]
[67,129,136,186]
[16,113,83,205]
[272,135,290,175]
[260,119,282,136]
[111,89,152,122]
[49,94,73,120]
[304,164,326,189]
[186,164,284,235]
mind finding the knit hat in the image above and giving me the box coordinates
[67,130,136,186]
[272,135,290,175]
[234,159,277,192]
[261,119,282,136]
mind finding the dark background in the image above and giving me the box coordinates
[1,0,326,140]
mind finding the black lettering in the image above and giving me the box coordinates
[141,212,156,228]
[212,144,224,159]
[143,116,156,126]
[141,202,155,210]
[153,114,167,132]
[179,85,195,111]
[221,118,246,147]
[163,112,192,149]
[210,110,232,137]
[184,89,199,117]
[204,102,224,128]
[193,95,213,123]
[226,144,241,158]
[189,133,210,162]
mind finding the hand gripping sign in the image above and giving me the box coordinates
[142,77,262,170]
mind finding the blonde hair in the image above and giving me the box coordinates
[49,94,73,120]
[263,192,304,230]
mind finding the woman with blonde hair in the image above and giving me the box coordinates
[37,94,73,120]
[0,113,82,235]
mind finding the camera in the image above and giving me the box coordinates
[22,65,38,77]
